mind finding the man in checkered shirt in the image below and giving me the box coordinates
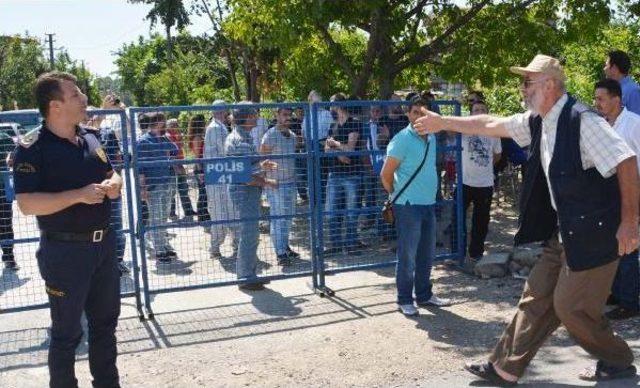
[415,54,639,385]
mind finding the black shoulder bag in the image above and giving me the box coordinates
[381,139,431,224]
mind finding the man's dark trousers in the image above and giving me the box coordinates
[611,250,640,312]
[462,184,493,259]
[37,230,120,388]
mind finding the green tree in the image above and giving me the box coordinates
[0,35,47,110]
[115,33,233,106]
[129,0,191,63]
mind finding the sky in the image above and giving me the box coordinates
[0,0,213,77]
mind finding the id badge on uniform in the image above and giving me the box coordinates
[204,158,251,184]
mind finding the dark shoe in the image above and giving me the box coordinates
[165,250,178,259]
[464,362,517,386]
[605,306,640,320]
[118,262,131,275]
[3,260,19,271]
[578,361,637,381]
[606,294,619,306]
[277,254,292,266]
[238,280,270,291]
[286,247,300,259]
[155,252,174,265]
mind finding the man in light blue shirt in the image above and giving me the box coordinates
[380,96,451,317]
[605,50,640,114]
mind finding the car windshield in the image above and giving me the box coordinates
[0,124,24,138]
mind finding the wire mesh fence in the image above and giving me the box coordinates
[128,103,316,315]
[0,100,464,316]
[312,100,463,292]
[0,109,142,315]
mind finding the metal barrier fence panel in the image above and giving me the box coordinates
[1,99,465,314]
[0,110,143,317]
[128,103,316,316]
[312,100,464,294]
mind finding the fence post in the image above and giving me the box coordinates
[118,110,145,320]
[453,102,466,264]
[304,104,319,291]
[127,109,155,319]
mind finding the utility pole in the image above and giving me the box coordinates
[45,33,55,69]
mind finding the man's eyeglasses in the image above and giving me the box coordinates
[521,78,548,89]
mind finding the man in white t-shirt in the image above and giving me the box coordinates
[595,78,640,320]
[462,100,502,261]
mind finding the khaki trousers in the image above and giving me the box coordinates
[489,236,634,377]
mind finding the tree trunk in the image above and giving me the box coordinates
[378,72,396,100]
[166,24,173,64]
[223,47,241,101]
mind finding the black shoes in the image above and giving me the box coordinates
[3,259,19,271]
[464,362,517,387]
[238,280,271,291]
[605,306,639,320]
[578,360,637,381]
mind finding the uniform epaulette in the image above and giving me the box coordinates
[81,125,101,134]
[18,127,41,149]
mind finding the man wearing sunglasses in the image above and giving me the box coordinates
[415,54,639,384]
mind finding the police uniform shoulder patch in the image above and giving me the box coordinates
[18,127,41,149]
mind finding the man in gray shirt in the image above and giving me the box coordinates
[225,102,277,290]
[260,107,300,264]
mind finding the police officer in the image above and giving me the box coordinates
[14,71,122,388]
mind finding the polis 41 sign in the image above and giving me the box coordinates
[204,159,251,184]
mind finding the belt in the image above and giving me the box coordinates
[43,228,108,243]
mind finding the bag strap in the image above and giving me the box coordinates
[390,136,431,205]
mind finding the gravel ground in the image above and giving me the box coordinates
[1,199,639,387]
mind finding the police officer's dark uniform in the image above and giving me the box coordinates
[13,123,120,388]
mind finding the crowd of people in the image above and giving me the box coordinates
[2,47,640,387]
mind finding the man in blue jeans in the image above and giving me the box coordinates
[137,112,179,265]
[380,96,451,316]
[324,93,366,256]
[261,107,300,265]
[225,102,278,291]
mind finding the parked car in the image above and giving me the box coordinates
[0,122,26,143]
[0,109,41,132]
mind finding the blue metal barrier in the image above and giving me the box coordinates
[0,99,465,318]
[128,103,316,318]
[311,100,464,296]
[0,109,143,318]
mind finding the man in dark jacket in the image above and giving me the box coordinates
[415,54,639,385]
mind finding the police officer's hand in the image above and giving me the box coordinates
[101,179,122,199]
[77,183,108,204]
[616,221,640,256]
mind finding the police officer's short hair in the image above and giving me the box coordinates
[608,50,631,75]
[595,78,622,98]
[232,101,258,126]
[34,71,78,117]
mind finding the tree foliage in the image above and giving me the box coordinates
[115,0,640,106]
[115,34,233,106]
[0,35,47,110]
